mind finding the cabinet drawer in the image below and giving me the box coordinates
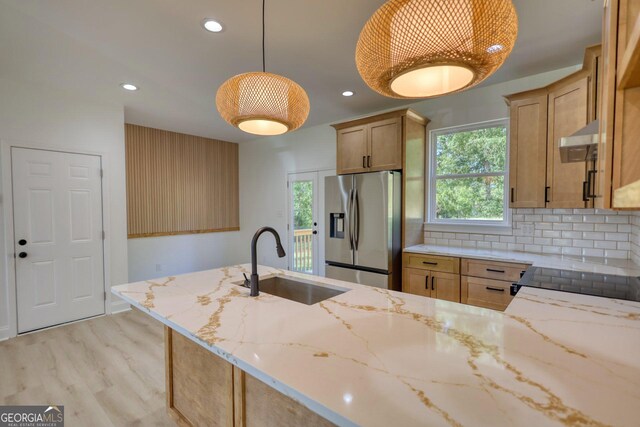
[462,276,513,312]
[403,253,460,273]
[461,259,529,282]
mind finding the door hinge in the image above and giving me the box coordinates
[102,231,106,240]
[100,169,104,178]
[104,291,107,301]
[287,224,290,231]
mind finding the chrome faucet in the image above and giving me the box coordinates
[244,227,286,297]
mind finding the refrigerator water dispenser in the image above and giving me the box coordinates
[329,213,345,239]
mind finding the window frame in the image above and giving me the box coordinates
[427,118,511,230]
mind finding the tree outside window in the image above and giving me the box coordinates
[428,120,509,226]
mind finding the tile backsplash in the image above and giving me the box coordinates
[424,209,639,260]
[631,212,640,265]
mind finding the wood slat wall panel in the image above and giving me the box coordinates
[125,124,239,238]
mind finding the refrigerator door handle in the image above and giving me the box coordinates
[348,188,354,251]
[354,188,360,251]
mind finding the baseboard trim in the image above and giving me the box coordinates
[111,300,131,314]
[0,326,10,342]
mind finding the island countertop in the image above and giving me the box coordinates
[112,264,640,427]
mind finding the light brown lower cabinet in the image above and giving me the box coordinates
[461,276,514,312]
[402,268,461,303]
[165,327,334,427]
[401,254,530,312]
[460,258,530,312]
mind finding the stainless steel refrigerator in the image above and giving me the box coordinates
[324,171,401,290]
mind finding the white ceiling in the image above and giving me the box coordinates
[0,0,602,143]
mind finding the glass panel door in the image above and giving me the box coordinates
[288,172,318,274]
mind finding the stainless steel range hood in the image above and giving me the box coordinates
[559,120,599,163]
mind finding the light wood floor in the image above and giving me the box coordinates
[0,309,175,426]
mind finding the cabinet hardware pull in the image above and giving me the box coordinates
[587,169,597,198]
[486,268,505,273]
[486,287,505,292]
[582,181,589,202]
[545,186,550,203]
[431,276,435,291]
[422,261,438,265]
[425,275,429,290]
[362,156,366,168]
[510,188,514,204]
[367,155,371,168]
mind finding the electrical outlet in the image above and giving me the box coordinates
[521,224,535,236]
[156,264,162,272]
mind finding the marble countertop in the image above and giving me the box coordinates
[405,244,640,276]
[112,265,640,426]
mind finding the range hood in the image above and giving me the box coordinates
[559,120,599,163]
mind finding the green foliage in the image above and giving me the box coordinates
[434,126,506,220]
[293,181,313,229]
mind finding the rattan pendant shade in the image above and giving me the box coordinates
[356,0,518,99]
[216,72,310,136]
[216,0,309,136]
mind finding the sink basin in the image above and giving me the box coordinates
[235,275,347,305]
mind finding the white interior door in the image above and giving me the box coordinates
[12,147,105,333]
[287,170,335,276]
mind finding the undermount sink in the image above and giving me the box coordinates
[235,275,347,305]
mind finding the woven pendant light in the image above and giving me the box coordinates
[356,0,518,99]
[216,0,309,135]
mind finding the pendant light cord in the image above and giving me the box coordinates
[262,0,266,72]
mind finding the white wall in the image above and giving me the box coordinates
[127,232,242,282]
[0,77,128,338]
[237,125,337,269]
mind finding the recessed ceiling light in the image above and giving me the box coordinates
[120,83,138,91]
[342,91,354,97]
[487,44,504,54]
[202,19,223,33]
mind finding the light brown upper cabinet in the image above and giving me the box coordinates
[597,0,640,209]
[335,116,402,173]
[368,117,402,171]
[546,75,590,208]
[333,109,430,248]
[336,125,368,174]
[505,45,600,209]
[507,91,548,208]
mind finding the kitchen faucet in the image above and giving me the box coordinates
[244,227,286,297]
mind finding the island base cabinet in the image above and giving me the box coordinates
[165,327,335,427]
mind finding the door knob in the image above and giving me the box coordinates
[18,252,27,258]
[18,239,27,246]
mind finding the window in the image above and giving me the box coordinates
[428,119,509,227]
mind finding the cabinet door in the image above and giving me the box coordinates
[509,95,548,208]
[595,0,617,209]
[431,271,460,303]
[337,125,368,174]
[402,268,430,298]
[546,77,589,208]
[368,117,402,171]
